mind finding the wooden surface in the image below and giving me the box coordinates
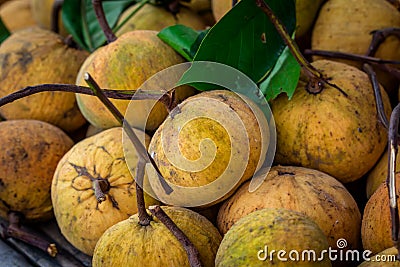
[0,218,92,267]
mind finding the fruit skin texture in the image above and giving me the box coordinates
[0,27,88,132]
[0,0,36,32]
[271,60,391,183]
[0,120,73,222]
[217,165,361,250]
[51,127,158,256]
[76,30,194,131]
[147,90,267,206]
[361,174,400,254]
[215,208,331,267]
[311,0,400,91]
[115,3,206,36]
[366,151,400,199]
[92,206,222,267]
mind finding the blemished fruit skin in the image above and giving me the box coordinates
[92,206,222,267]
[217,165,361,250]
[75,30,195,131]
[361,174,400,255]
[147,90,268,207]
[312,0,400,92]
[51,127,159,256]
[271,60,391,184]
[215,208,332,267]
[0,0,36,32]
[115,3,207,36]
[0,27,88,132]
[0,120,74,222]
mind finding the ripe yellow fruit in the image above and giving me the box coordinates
[217,165,361,250]
[51,127,158,255]
[92,206,222,267]
[75,30,195,131]
[0,0,36,32]
[215,208,332,266]
[0,120,73,222]
[271,60,391,183]
[31,0,68,36]
[0,27,88,132]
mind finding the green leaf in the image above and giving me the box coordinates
[179,0,296,90]
[62,0,136,52]
[259,46,300,101]
[158,25,209,61]
[0,17,10,44]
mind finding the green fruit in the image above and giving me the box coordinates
[215,208,331,266]
[92,206,222,267]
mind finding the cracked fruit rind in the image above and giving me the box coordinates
[51,127,158,256]
[0,119,73,222]
[271,60,391,183]
[217,165,361,250]
[92,206,222,267]
[75,30,195,131]
[0,27,88,132]
[215,208,331,266]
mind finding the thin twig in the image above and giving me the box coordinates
[92,0,117,43]
[136,160,152,226]
[84,73,173,194]
[149,206,203,267]
[0,84,167,108]
[387,103,400,260]
[366,28,400,57]
[362,63,389,129]
[304,49,400,65]
[0,213,57,257]
[51,0,64,34]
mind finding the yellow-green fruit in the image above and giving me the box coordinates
[366,151,400,199]
[0,120,73,222]
[0,0,36,32]
[76,30,194,131]
[358,247,400,266]
[215,208,331,266]
[271,60,391,183]
[92,206,222,267]
[312,0,400,91]
[147,90,268,207]
[51,127,159,255]
[217,165,361,250]
[115,3,206,36]
[85,124,104,138]
[211,0,322,37]
[361,174,400,254]
[0,27,88,132]
[31,0,68,36]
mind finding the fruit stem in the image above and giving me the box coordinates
[387,103,400,259]
[304,49,400,66]
[84,73,173,193]
[92,0,117,43]
[149,205,203,267]
[255,0,323,93]
[93,179,108,203]
[0,84,169,110]
[0,212,57,257]
[362,64,389,129]
[136,160,152,226]
[51,0,63,34]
